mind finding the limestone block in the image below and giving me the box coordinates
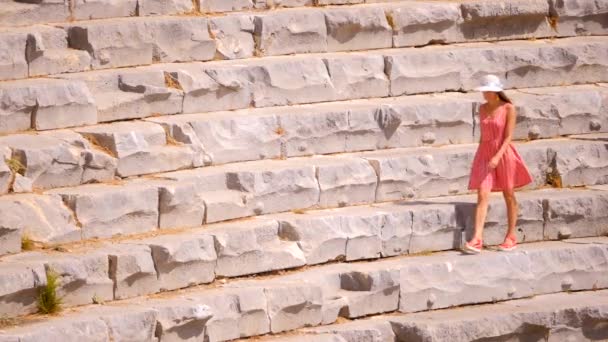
[0,317,109,342]
[386,2,462,47]
[275,206,385,264]
[0,226,20,256]
[280,103,351,157]
[0,193,80,243]
[549,0,608,36]
[262,283,323,333]
[72,0,137,20]
[0,0,69,27]
[324,7,392,52]
[347,96,474,151]
[405,203,460,253]
[323,54,389,101]
[363,145,475,201]
[139,233,216,291]
[275,335,347,342]
[317,0,361,4]
[105,244,159,300]
[254,9,327,56]
[548,140,608,187]
[162,64,251,114]
[209,219,306,277]
[48,183,158,239]
[76,121,198,177]
[0,146,12,195]
[201,0,254,12]
[190,287,270,340]
[144,17,216,63]
[203,190,255,223]
[61,68,182,122]
[0,29,28,80]
[309,320,395,342]
[543,189,608,239]
[210,15,256,60]
[89,306,159,342]
[515,141,551,189]
[224,158,320,214]
[249,58,336,107]
[26,25,91,77]
[0,78,96,132]
[314,157,378,208]
[142,298,213,342]
[139,0,193,15]
[337,267,400,318]
[0,260,47,317]
[460,0,552,41]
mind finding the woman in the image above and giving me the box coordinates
[464,75,533,254]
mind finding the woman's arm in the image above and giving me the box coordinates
[489,104,516,168]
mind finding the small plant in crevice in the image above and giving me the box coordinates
[37,269,62,315]
[5,157,25,175]
[21,235,34,251]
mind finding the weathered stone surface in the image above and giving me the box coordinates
[61,68,182,122]
[72,0,137,20]
[26,25,91,77]
[258,282,324,333]
[550,0,608,37]
[48,183,158,239]
[274,334,347,342]
[543,189,608,239]
[0,260,46,316]
[254,9,327,56]
[315,157,377,208]
[105,244,159,300]
[548,139,608,187]
[307,319,395,342]
[76,121,199,177]
[0,226,20,256]
[386,2,462,47]
[0,193,80,243]
[0,146,12,195]
[0,29,27,81]
[0,0,69,27]
[210,15,256,60]
[249,58,336,107]
[209,219,306,277]
[325,7,392,52]
[201,0,254,12]
[0,78,96,132]
[139,0,193,15]
[66,17,215,69]
[0,316,109,342]
[138,233,216,291]
[323,54,389,101]
[141,298,212,342]
[385,37,608,96]
[90,306,159,342]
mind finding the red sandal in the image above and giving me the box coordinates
[498,235,518,252]
[463,238,483,254]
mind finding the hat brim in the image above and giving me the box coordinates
[475,85,503,92]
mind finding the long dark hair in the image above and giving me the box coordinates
[497,91,513,104]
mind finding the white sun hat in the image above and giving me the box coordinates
[475,74,504,92]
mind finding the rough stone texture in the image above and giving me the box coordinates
[324,7,392,52]
[210,15,256,60]
[314,157,376,208]
[543,188,608,239]
[0,146,12,195]
[65,17,215,69]
[141,298,213,342]
[550,0,608,37]
[385,37,608,96]
[47,183,158,239]
[0,226,20,256]
[137,233,216,291]
[254,9,327,56]
[60,68,183,122]
[201,0,254,12]
[386,2,462,47]
[307,319,395,342]
[0,260,47,317]
[76,121,199,177]
[139,0,193,15]
[72,0,137,20]
[0,193,80,243]
[105,244,159,300]
[0,316,109,342]
[0,78,97,132]
[0,0,69,27]
[249,58,336,107]
[0,29,28,81]
[548,139,608,187]
[209,219,306,277]
[323,54,389,101]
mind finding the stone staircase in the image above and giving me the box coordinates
[0,0,607,341]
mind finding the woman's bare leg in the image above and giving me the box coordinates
[503,189,518,240]
[472,189,491,241]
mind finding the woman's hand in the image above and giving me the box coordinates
[489,156,500,169]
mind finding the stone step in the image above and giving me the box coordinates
[2,36,606,134]
[2,84,605,189]
[265,290,608,342]
[0,186,606,318]
[2,1,607,81]
[0,237,606,341]
[0,135,606,249]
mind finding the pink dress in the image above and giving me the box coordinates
[468,103,533,192]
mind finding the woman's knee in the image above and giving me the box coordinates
[477,190,490,204]
[503,190,516,203]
